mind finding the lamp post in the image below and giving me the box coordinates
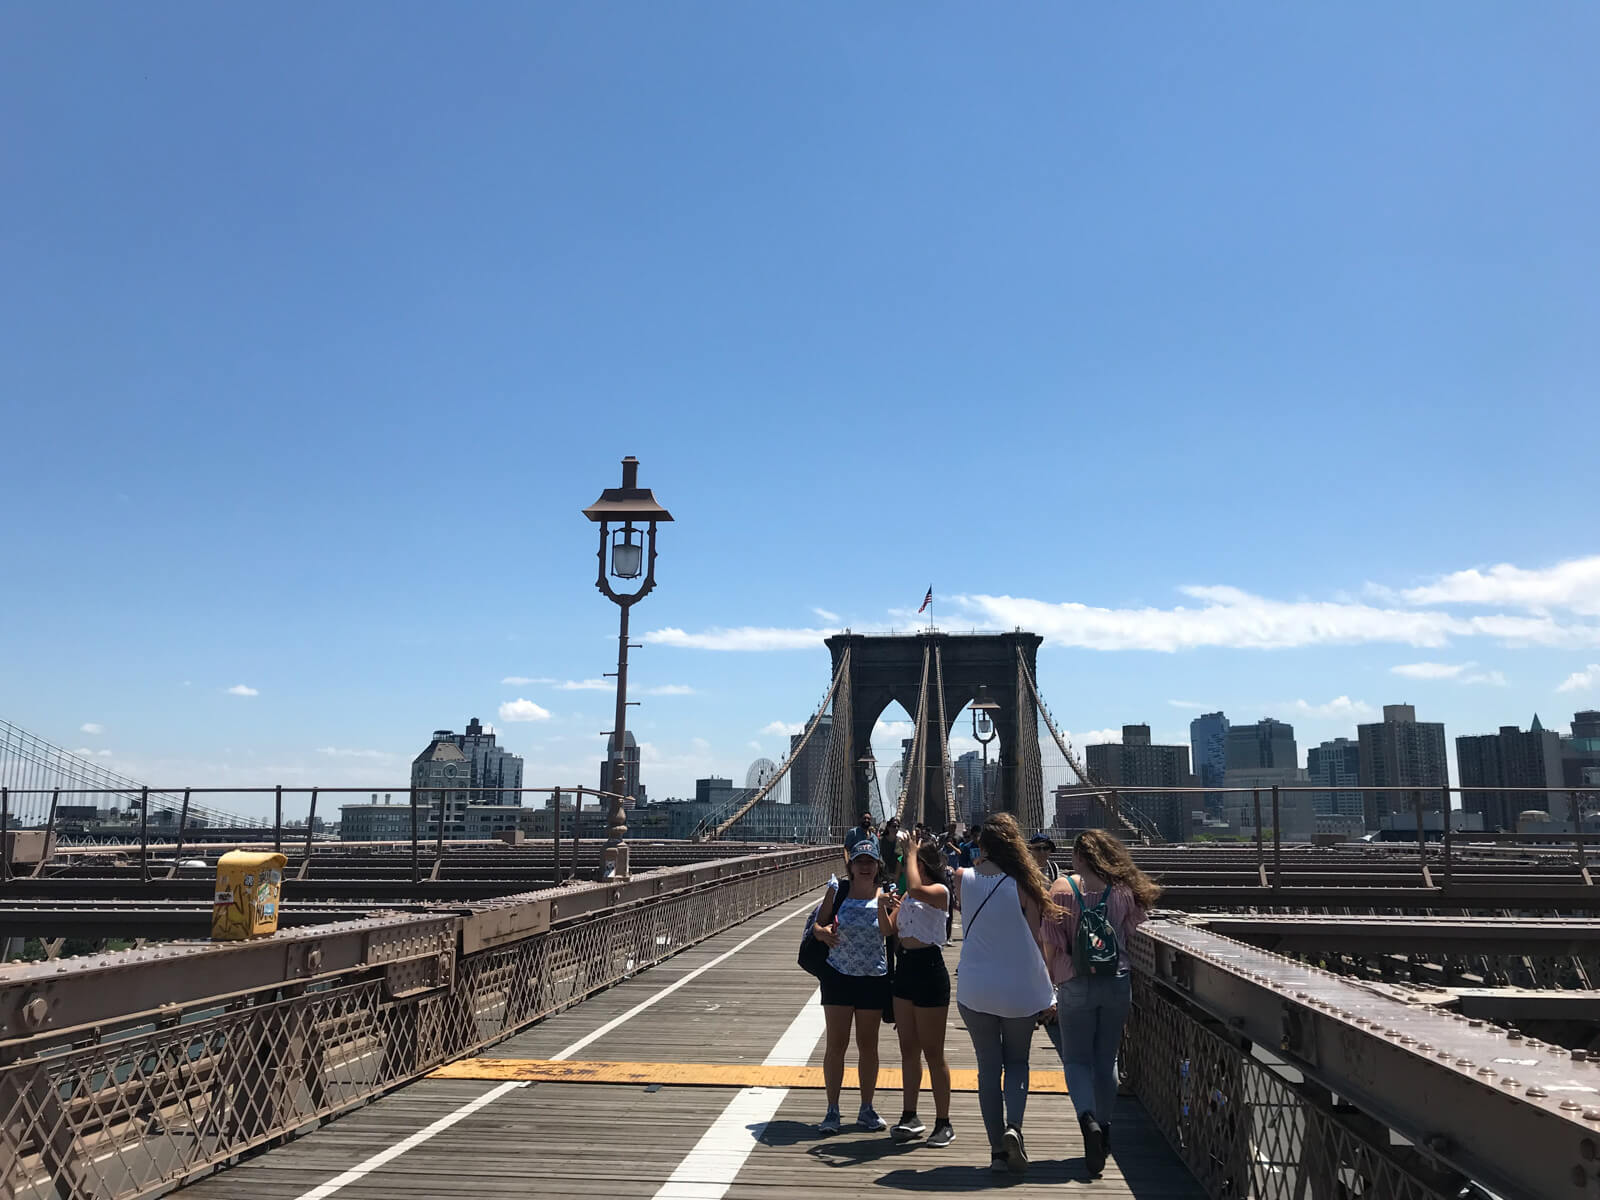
[583,456,673,880]
[971,685,1000,822]
[858,750,879,829]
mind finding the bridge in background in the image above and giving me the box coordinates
[5,634,1600,1200]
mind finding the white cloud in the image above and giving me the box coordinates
[1401,555,1600,616]
[874,720,915,741]
[1558,665,1600,693]
[79,722,104,734]
[1391,661,1473,680]
[813,607,841,623]
[645,626,834,651]
[315,747,393,760]
[498,698,552,723]
[959,585,1600,653]
[71,747,112,758]
[1283,696,1375,719]
[642,684,696,696]
[747,740,763,752]
[226,684,259,697]
[691,736,711,753]
[555,678,612,691]
[1390,661,1507,686]
[762,720,805,735]
[1070,728,1123,746]
[501,675,556,686]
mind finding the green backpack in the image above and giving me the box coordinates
[1069,877,1120,977]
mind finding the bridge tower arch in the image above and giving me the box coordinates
[824,631,1046,831]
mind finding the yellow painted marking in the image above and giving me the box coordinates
[430,1057,1068,1093]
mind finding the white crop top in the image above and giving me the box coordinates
[895,894,949,946]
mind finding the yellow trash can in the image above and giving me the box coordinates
[212,850,287,940]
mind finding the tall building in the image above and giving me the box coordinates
[787,714,832,808]
[1189,712,1229,811]
[695,775,736,807]
[1357,704,1450,830]
[1457,716,1565,831]
[1085,724,1192,842]
[1224,719,1297,772]
[399,721,527,841]
[1306,737,1362,818]
[1560,710,1600,789]
[954,750,985,825]
[600,730,645,805]
[454,717,523,804]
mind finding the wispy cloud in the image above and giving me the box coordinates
[79,722,104,734]
[498,698,552,722]
[1400,555,1600,616]
[813,607,841,623]
[641,684,696,696]
[645,626,833,652]
[501,675,556,686]
[554,678,612,691]
[1166,700,1207,710]
[762,720,804,736]
[1282,696,1375,719]
[71,747,112,758]
[1558,664,1600,693]
[226,684,259,697]
[315,747,394,760]
[1069,728,1123,746]
[960,583,1600,653]
[1390,661,1507,686]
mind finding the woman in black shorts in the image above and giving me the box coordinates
[884,832,955,1147]
[810,838,894,1134]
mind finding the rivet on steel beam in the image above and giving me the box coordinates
[1468,1019,1484,1028]
[1562,1099,1584,1111]
[1476,1066,1496,1077]
[1575,1050,1590,1063]
[1435,1050,1451,1059]
[1455,1059,1473,1069]
[1502,1077,1520,1089]
[1526,1086,1548,1098]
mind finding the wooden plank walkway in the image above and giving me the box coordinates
[177,895,1204,1199]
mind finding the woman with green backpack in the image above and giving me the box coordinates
[1040,829,1161,1180]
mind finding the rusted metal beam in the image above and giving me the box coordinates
[1137,921,1600,1200]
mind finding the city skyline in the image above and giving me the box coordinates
[3,8,1597,812]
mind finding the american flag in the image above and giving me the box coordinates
[917,586,932,614]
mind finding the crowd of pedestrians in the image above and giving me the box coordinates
[803,809,1160,1181]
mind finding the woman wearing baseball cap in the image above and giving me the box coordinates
[809,837,895,1134]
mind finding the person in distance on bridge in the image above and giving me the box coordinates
[953,813,1060,1176]
[809,838,894,1135]
[1028,834,1062,884]
[1040,829,1161,1180]
[845,812,876,855]
[883,831,956,1147]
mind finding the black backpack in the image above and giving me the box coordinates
[798,884,845,977]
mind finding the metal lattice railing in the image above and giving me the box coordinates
[1123,974,1454,1200]
[0,848,836,1200]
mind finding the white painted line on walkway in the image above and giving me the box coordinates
[293,1081,525,1200]
[653,986,827,1199]
[291,899,816,1200]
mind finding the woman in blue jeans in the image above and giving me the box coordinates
[954,814,1059,1176]
[1041,829,1161,1179]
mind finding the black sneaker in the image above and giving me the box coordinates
[890,1113,926,1142]
[989,1152,1009,1174]
[927,1119,955,1148]
[1080,1112,1106,1177]
[1002,1125,1027,1174]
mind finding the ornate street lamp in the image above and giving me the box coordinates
[970,684,1001,821]
[583,456,673,879]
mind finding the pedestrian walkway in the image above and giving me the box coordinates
[179,897,1202,1198]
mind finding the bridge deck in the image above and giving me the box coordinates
[177,899,1202,1199]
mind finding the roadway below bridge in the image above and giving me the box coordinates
[169,900,1200,1200]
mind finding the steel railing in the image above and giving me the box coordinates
[0,846,837,1200]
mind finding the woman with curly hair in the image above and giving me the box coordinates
[1041,828,1161,1179]
[953,813,1058,1176]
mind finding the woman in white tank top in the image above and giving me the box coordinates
[953,814,1058,1176]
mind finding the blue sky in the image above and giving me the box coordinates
[3,5,1597,816]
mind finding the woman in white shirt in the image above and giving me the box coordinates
[882,833,955,1148]
[954,813,1059,1176]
